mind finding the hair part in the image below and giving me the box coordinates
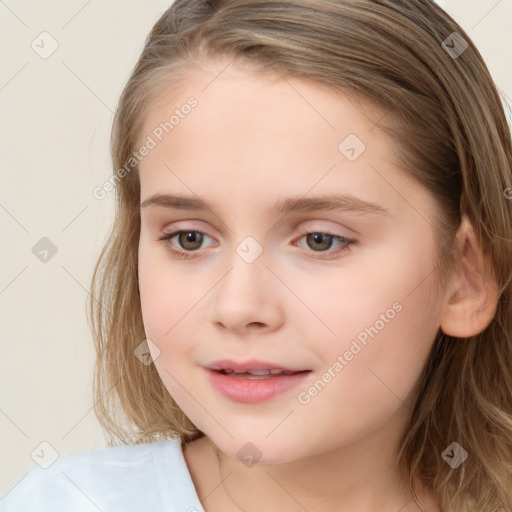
[88,1,512,509]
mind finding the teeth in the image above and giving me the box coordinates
[221,369,296,375]
[224,369,272,375]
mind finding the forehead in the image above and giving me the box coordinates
[138,59,389,154]
[136,59,432,223]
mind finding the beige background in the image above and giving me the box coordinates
[1,0,511,496]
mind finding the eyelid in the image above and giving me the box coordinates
[158,224,356,261]
[159,221,351,243]
[158,228,215,246]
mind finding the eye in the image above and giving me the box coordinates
[294,229,355,260]
[158,229,216,259]
[158,228,356,260]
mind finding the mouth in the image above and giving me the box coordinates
[212,368,310,379]
[206,358,310,373]
[205,360,313,403]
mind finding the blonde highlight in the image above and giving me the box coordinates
[88,1,512,508]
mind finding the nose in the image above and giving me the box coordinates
[208,248,284,335]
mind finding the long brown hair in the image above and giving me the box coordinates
[88,1,512,509]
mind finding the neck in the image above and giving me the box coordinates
[203,410,436,512]
[213,442,420,512]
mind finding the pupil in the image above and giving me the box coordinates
[181,231,202,250]
[308,233,332,251]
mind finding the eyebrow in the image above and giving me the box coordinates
[141,193,390,216]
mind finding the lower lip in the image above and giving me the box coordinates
[207,369,311,403]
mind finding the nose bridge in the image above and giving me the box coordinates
[209,233,283,331]
[219,234,268,301]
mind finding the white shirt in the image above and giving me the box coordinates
[0,438,206,512]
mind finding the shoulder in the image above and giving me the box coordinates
[0,438,184,512]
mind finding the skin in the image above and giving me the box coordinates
[137,57,498,511]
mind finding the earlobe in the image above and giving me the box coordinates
[439,216,499,339]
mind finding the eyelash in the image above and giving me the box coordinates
[158,228,356,261]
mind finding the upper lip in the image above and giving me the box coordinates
[206,359,309,372]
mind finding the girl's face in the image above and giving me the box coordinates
[137,58,447,463]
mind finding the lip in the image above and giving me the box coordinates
[205,359,309,372]
[205,360,312,403]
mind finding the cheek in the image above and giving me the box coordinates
[296,295,437,450]
[138,251,207,406]
[138,244,201,356]
[293,244,440,431]
[269,291,438,459]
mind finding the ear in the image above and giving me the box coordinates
[439,215,499,338]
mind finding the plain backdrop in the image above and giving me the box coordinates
[1,0,511,496]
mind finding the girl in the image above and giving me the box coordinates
[2,0,512,510]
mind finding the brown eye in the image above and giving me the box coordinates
[157,228,355,261]
[295,230,356,260]
[176,231,204,251]
[305,233,335,252]
[158,229,215,257]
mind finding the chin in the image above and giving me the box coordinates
[213,434,308,466]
